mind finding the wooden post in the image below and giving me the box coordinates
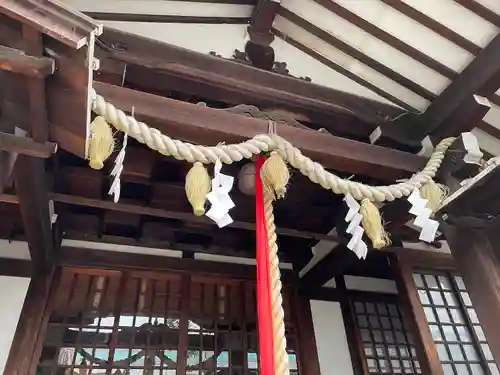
[391,255,444,375]
[442,222,500,365]
[293,292,321,375]
[3,269,56,375]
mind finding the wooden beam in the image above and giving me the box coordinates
[430,94,491,141]
[0,193,338,242]
[59,246,296,282]
[0,132,57,158]
[50,193,340,242]
[98,28,402,130]
[93,81,426,180]
[300,245,359,289]
[0,45,54,77]
[0,258,31,277]
[374,33,500,150]
[420,31,500,132]
[14,156,54,273]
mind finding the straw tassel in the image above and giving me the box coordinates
[185,162,211,216]
[87,116,115,170]
[261,151,290,199]
[360,198,391,249]
[419,180,449,213]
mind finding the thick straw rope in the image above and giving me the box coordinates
[263,187,289,375]
[91,89,455,203]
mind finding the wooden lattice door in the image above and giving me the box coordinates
[35,268,300,375]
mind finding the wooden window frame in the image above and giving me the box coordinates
[4,255,319,375]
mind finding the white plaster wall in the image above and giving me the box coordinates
[344,275,398,294]
[310,300,354,375]
[0,276,30,374]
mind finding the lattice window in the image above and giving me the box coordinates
[413,272,499,375]
[36,268,300,375]
[352,297,421,374]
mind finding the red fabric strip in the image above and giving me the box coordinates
[256,156,275,375]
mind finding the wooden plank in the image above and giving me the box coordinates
[13,156,54,273]
[93,81,426,180]
[0,45,54,77]
[392,255,444,375]
[0,132,57,157]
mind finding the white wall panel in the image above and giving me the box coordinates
[310,300,354,375]
[344,275,398,294]
[0,276,30,374]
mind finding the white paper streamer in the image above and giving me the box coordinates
[343,194,368,259]
[108,134,127,203]
[206,158,235,228]
[407,189,439,243]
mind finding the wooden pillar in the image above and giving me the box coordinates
[391,255,444,375]
[442,222,500,365]
[294,292,321,375]
[3,268,56,375]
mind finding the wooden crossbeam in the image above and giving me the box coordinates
[93,81,426,180]
[0,45,54,77]
[0,132,57,157]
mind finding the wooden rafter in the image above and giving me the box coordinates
[375,33,500,151]
[94,81,427,180]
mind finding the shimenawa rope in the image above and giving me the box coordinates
[91,89,456,203]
